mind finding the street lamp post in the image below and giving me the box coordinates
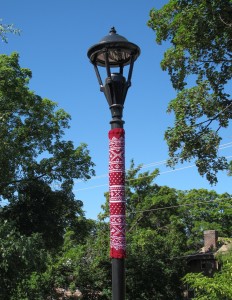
[87,27,140,300]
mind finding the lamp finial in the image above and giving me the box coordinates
[110,27,116,34]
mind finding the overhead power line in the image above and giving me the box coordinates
[74,141,232,185]
[132,198,231,214]
[74,154,232,192]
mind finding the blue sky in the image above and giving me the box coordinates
[2,0,232,219]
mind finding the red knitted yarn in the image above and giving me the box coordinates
[109,128,126,258]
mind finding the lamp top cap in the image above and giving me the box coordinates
[110,27,116,34]
[87,27,140,67]
[99,27,129,44]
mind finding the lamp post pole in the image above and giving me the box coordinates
[87,28,140,300]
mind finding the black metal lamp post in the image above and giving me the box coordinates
[87,27,140,300]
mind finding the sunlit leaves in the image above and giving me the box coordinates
[0,20,20,43]
[0,53,95,200]
[183,251,232,299]
[148,0,232,183]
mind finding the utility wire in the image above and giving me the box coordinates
[74,141,232,185]
[129,198,232,215]
[74,154,232,192]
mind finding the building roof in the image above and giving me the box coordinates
[187,236,232,262]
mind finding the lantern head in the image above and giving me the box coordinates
[87,27,140,127]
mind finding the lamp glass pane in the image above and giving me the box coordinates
[108,50,130,63]
[95,49,131,66]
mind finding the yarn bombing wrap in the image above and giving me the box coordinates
[109,128,126,258]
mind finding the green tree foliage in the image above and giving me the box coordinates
[99,162,188,299]
[0,220,50,300]
[147,0,232,184]
[0,52,95,202]
[0,20,20,43]
[0,52,95,298]
[0,180,85,250]
[229,161,232,176]
[3,162,231,299]
[97,162,232,299]
[0,219,98,300]
[42,163,187,300]
[177,189,232,251]
[125,164,187,299]
[51,225,111,299]
[183,251,232,299]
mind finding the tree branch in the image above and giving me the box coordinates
[195,101,232,128]
[0,173,49,190]
[219,14,232,27]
